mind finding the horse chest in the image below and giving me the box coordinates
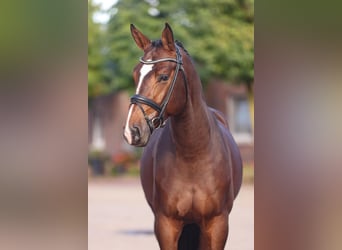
[151,123,233,220]
[157,180,226,220]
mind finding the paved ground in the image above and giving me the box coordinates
[88,177,253,250]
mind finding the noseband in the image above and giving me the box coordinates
[130,45,188,134]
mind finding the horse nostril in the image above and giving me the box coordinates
[131,126,141,142]
[132,126,140,135]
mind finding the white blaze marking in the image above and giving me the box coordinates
[136,61,153,94]
[124,60,152,144]
[124,106,134,144]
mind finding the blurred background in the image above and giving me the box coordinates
[1,0,341,249]
[88,1,254,249]
[88,0,254,178]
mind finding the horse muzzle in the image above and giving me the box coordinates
[123,124,150,147]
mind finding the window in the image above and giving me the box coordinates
[227,96,253,143]
[90,117,106,151]
[234,97,252,134]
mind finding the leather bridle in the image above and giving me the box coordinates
[130,45,188,134]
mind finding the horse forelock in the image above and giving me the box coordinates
[151,39,163,48]
[148,39,190,57]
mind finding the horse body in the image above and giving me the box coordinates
[124,23,242,250]
[140,82,242,250]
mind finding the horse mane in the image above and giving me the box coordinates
[175,40,190,56]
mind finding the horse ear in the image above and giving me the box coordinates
[130,24,151,51]
[161,23,176,51]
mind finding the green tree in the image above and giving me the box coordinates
[106,0,254,92]
[88,0,112,99]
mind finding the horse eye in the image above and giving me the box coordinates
[158,75,169,82]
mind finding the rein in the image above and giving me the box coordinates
[130,45,188,134]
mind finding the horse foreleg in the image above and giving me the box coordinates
[154,214,182,250]
[200,214,229,250]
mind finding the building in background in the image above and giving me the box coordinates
[88,83,254,174]
[206,81,254,165]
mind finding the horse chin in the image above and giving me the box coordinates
[135,132,150,147]
[135,139,149,147]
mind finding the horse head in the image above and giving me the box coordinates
[124,23,188,147]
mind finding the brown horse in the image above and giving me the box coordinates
[123,23,243,250]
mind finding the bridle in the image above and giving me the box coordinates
[130,45,188,134]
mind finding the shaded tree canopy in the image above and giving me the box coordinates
[88,0,107,98]
[88,0,254,98]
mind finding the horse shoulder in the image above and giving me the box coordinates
[140,122,174,210]
[208,107,243,198]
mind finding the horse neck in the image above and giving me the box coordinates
[170,56,213,159]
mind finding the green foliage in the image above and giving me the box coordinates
[88,0,112,98]
[89,0,254,96]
